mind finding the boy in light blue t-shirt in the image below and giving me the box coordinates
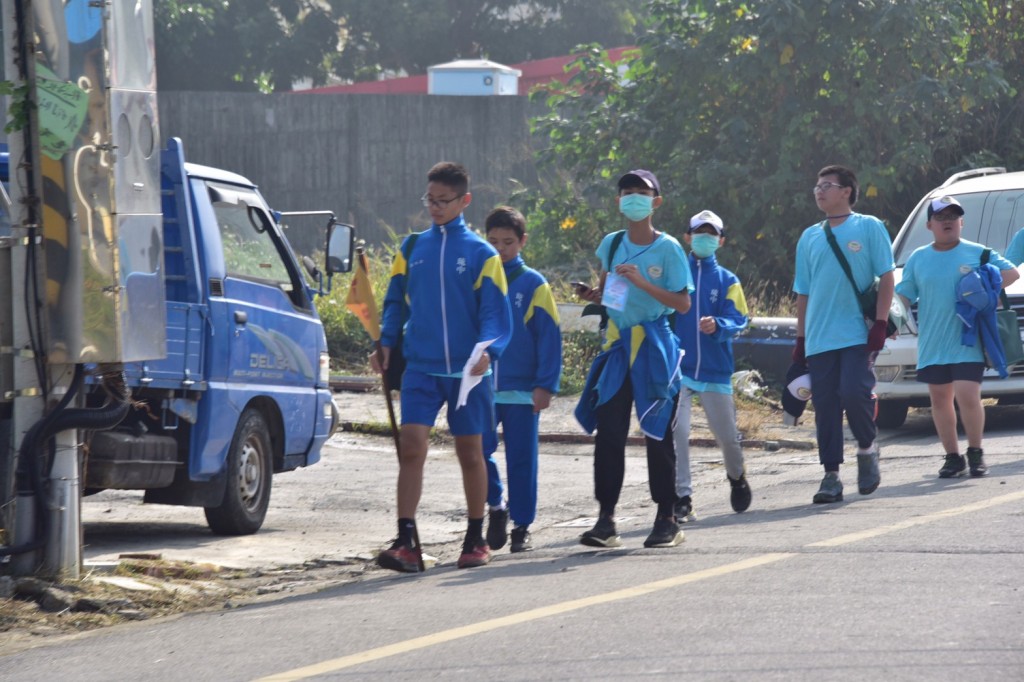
[896,196,1019,478]
[793,165,895,505]
[573,169,693,550]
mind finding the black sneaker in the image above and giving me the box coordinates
[486,507,509,550]
[966,447,988,477]
[812,472,843,504]
[938,453,966,478]
[510,526,533,553]
[728,474,752,513]
[674,495,695,523]
[580,515,622,548]
[643,515,684,548]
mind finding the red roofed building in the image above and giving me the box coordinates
[298,46,636,96]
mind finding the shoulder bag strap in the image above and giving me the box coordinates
[606,230,626,271]
[822,221,863,300]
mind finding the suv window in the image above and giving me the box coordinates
[894,188,1024,265]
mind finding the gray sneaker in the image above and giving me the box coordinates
[857,444,881,495]
[813,472,844,504]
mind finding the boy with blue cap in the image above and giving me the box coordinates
[896,196,1019,478]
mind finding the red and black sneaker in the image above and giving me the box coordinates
[457,540,491,569]
[377,538,422,573]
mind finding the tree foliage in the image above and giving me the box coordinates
[154,0,639,91]
[524,0,1024,303]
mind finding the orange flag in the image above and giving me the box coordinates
[345,249,381,341]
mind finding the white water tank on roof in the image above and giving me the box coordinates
[427,59,521,96]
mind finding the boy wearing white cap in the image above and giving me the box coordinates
[672,210,752,520]
[896,196,1019,477]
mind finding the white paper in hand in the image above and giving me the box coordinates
[457,339,496,409]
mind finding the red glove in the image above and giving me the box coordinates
[792,336,806,365]
[867,319,888,352]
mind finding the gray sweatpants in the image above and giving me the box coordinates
[673,387,746,498]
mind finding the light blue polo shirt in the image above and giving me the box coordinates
[896,240,1015,369]
[596,230,693,330]
[793,213,895,356]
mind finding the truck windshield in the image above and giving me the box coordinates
[210,184,293,288]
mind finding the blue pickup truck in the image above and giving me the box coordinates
[3,138,353,535]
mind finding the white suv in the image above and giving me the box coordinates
[873,167,1024,428]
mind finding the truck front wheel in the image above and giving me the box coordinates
[204,409,273,535]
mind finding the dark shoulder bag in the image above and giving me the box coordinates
[822,222,898,337]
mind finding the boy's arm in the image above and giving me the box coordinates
[476,253,514,359]
[380,249,410,348]
[526,282,563,395]
[710,280,750,340]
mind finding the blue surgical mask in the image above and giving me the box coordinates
[690,233,721,258]
[619,194,655,221]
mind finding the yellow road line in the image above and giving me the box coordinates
[255,553,793,681]
[806,489,1024,547]
[257,489,1024,681]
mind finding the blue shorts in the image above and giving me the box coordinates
[915,362,985,385]
[400,370,495,436]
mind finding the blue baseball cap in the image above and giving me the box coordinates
[618,169,660,195]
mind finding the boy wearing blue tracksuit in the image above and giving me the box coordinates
[482,207,563,554]
[573,169,693,550]
[372,162,513,573]
[672,210,752,520]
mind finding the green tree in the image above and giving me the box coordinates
[155,1,341,92]
[526,0,1024,303]
[326,0,639,81]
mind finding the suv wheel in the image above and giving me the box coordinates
[875,400,909,429]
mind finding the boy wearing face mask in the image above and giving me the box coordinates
[574,169,693,549]
[672,210,752,521]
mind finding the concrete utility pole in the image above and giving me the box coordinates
[1,0,81,579]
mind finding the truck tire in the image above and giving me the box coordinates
[875,400,909,430]
[204,408,272,535]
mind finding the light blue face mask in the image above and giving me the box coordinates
[690,233,721,258]
[619,194,655,221]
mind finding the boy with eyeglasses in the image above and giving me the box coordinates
[672,210,752,522]
[372,161,513,572]
[482,206,563,554]
[793,165,895,504]
[573,169,693,549]
[896,196,1019,478]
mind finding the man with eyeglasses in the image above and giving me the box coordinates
[895,196,1019,478]
[372,161,513,572]
[793,165,895,504]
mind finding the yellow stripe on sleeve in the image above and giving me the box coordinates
[475,254,509,294]
[727,282,749,316]
[524,283,560,325]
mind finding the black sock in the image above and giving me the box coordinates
[465,517,484,548]
[398,517,416,546]
[658,502,674,518]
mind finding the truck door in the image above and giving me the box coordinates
[204,181,321,460]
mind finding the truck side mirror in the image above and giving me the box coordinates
[326,221,354,274]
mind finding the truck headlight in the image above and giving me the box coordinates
[874,365,900,383]
[320,352,331,384]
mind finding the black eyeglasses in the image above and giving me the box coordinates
[421,193,465,209]
[812,182,844,194]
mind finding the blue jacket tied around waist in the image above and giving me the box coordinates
[574,317,683,439]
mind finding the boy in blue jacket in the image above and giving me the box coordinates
[482,207,563,554]
[896,196,1019,478]
[672,210,752,521]
[372,162,513,572]
[574,169,693,549]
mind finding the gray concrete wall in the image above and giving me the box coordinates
[158,92,544,254]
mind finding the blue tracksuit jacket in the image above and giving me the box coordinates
[381,215,512,373]
[492,256,563,394]
[674,253,749,384]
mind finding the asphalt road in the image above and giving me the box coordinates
[2,403,1023,680]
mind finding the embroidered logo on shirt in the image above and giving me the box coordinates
[847,241,862,253]
[710,288,720,303]
[647,265,663,279]
[514,292,524,308]
[456,257,467,275]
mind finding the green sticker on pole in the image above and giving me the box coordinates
[35,63,88,160]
